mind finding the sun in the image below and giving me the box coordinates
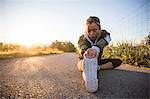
[8,32,40,47]
[10,37,34,47]
[7,30,56,48]
[19,40,36,48]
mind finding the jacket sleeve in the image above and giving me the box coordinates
[77,35,90,59]
[96,30,111,52]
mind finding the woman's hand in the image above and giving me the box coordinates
[84,48,99,59]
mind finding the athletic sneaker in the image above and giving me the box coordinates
[82,56,98,92]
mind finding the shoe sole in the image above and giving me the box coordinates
[83,57,98,92]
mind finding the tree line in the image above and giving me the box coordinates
[0,40,76,52]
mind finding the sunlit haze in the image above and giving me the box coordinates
[0,0,149,47]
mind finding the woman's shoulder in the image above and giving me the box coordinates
[78,33,91,45]
[100,30,110,38]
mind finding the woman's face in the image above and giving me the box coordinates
[87,22,99,41]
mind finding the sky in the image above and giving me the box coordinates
[0,0,149,47]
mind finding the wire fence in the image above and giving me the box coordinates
[119,0,150,43]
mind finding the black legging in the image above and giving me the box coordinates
[98,58,122,68]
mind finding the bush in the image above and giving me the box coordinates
[102,43,150,68]
[50,40,76,52]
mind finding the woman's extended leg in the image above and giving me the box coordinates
[98,59,122,70]
[77,59,83,72]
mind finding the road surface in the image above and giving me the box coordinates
[0,53,149,99]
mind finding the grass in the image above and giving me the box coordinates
[0,44,63,59]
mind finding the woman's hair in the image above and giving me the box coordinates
[86,16,101,30]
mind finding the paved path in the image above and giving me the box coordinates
[0,53,149,99]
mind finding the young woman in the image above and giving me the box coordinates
[77,16,122,92]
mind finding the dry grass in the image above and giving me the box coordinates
[0,44,63,59]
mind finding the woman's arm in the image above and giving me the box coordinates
[95,30,111,52]
[77,35,91,59]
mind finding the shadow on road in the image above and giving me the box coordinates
[95,69,149,98]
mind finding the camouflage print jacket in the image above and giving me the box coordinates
[76,30,111,60]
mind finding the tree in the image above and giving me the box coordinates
[50,40,76,52]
